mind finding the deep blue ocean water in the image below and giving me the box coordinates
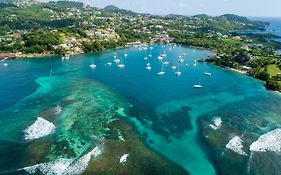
[1,44,281,175]
[249,17,281,42]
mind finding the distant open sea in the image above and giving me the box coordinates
[249,17,281,42]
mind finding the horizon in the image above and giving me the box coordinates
[38,0,281,18]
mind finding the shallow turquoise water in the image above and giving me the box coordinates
[1,44,281,174]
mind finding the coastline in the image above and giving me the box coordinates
[2,43,280,94]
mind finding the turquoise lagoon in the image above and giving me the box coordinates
[1,44,281,175]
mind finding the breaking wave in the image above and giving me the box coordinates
[250,129,281,152]
[22,146,102,175]
[226,136,247,156]
[24,117,55,140]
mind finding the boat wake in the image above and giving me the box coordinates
[24,117,55,140]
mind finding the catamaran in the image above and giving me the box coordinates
[171,58,177,70]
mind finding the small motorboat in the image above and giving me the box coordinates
[185,64,189,67]
[158,71,165,76]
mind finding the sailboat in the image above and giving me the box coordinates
[194,78,203,88]
[145,56,152,70]
[193,60,197,66]
[89,64,96,69]
[146,64,152,70]
[204,64,212,76]
[114,55,121,64]
[179,58,184,63]
[171,58,177,70]
[175,61,181,76]
[158,62,165,76]
[117,57,125,69]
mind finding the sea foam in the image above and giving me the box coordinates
[23,146,102,175]
[226,136,247,156]
[209,117,222,130]
[24,117,55,140]
[119,154,129,163]
[250,129,281,152]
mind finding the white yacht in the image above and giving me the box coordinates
[163,61,169,65]
[144,57,148,60]
[3,63,8,67]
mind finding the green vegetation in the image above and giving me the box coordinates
[0,0,280,92]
